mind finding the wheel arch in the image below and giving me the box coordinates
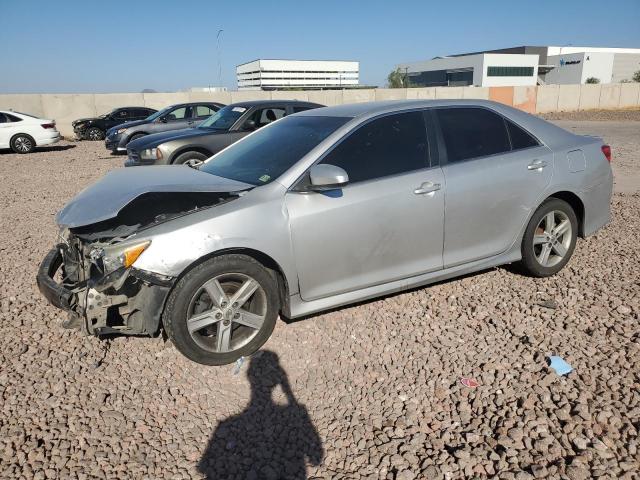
[169,146,214,164]
[10,132,36,146]
[546,190,585,237]
[160,247,292,331]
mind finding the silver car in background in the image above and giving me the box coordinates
[37,100,613,365]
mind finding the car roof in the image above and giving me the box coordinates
[294,99,578,150]
[229,100,322,109]
[293,99,527,118]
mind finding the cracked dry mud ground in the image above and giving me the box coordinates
[0,118,639,480]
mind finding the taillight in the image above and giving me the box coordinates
[601,144,612,162]
[41,123,55,129]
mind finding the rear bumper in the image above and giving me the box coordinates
[38,133,61,146]
[581,172,613,236]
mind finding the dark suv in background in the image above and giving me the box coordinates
[105,102,224,153]
[72,107,157,141]
[125,100,321,166]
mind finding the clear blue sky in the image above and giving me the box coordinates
[0,0,638,93]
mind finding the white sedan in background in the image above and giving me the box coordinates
[0,110,61,153]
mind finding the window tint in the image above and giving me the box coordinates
[293,106,313,113]
[115,110,128,118]
[320,111,428,183]
[506,120,539,150]
[196,105,216,118]
[0,113,7,123]
[436,108,510,163]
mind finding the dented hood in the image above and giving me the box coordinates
[57,166,252,228]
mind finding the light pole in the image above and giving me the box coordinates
[216,29,224,89]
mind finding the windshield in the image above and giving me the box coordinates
[145,106,173,121]
[198,105,247,130]
[200,116,349,185]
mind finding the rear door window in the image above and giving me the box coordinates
[320,111,429,183]
[436,107,511,163]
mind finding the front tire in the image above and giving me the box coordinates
[173,151,208,167]
[11,134,35,153]
[520,198,578,277]
[86,127,104,141]
[128,133,145,144]
[163,255,279,365]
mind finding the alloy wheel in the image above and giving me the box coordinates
[88,128,103,140]
[533,210,572,267]
[184,158,204,168]
[186,273,267,354]
[14,136,32,153]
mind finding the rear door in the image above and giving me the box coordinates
[286,110,444,301]
[435,107,553,267]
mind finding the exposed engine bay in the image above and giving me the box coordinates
[41,191,241,336]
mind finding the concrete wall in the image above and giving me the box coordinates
[1,85,639,137]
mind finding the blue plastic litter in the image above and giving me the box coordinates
[548,356,573,376]
[232,356,245,376]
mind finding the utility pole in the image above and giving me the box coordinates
[216,29,224,88]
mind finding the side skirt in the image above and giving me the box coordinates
[287,248,522,319]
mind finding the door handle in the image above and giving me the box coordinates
[527,160,548,170]
[414,182,441,195]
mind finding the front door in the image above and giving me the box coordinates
[286,110,444,301]
[435,107,554,267]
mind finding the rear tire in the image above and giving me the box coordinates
[173,151,208,167]
[86,127,104,141]
[10,134,35,154]
[520,198,578,277]
[163,254,279,366]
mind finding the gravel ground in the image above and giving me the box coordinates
[540,108,640,122]
[0,120,639,480]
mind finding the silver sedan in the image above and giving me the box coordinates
[37,100,613,365]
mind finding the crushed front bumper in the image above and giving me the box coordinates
[37,247,175,336]
[37,247,76,311]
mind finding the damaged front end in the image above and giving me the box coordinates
[37,190,240,336]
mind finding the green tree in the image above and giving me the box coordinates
[585,77,600,84]
[387,68,408,88]
[632,70,640,83]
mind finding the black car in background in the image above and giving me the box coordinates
[124,100,322,166]
[72,107,157,141]
[105,102,224,153]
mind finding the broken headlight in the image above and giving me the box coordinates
[91,240,151,274]
[140,148,162,161]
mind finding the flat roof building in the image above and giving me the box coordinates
[397,46,640,87]
[236,59,359,91]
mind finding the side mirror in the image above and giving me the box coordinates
[308,164,349,191]
[243,119,257,131]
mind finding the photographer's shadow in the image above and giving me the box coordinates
[198,351,323,479]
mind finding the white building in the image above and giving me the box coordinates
[397,53,539,87]
[185,86,228,93]
[236,59,359,90]
[397,46,640,87]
